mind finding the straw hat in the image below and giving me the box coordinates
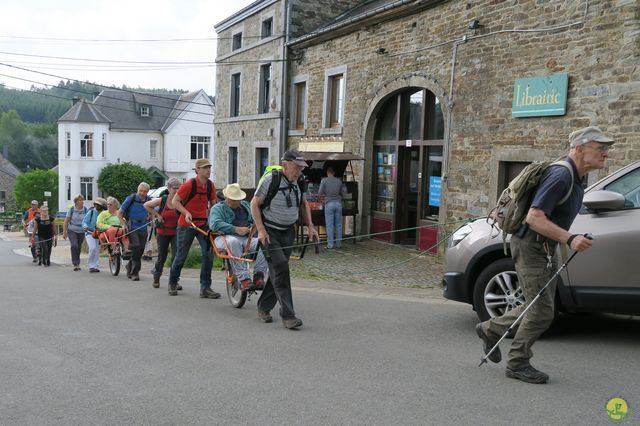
[222,183,246,201]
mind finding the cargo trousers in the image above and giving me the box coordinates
[483,230,558,370]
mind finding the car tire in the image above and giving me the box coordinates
[473,258,524,322]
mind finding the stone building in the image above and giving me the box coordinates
[285,0,640,252]
[213,0,362,189]
[0,149,20,213]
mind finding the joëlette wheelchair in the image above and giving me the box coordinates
[97,226,128,276]
[190,222,318,308]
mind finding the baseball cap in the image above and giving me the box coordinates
[281,150,308,168]
[194,158,212,169]
[569,126,615,148]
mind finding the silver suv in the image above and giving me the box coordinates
[443,160,640,321]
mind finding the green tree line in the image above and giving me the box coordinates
[0,110,57,171]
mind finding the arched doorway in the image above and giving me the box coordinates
[370,87,444,249]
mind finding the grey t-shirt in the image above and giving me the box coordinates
[256,172,303,230]
[66,206,87,233]
[318,175,345,204]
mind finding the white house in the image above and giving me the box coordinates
[57,89,215,209]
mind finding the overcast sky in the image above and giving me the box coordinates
[0,0,256,96]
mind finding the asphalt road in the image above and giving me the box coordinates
[1,236,639,425]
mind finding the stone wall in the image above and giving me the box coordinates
[289,0,364,38]
[288,0,640,224]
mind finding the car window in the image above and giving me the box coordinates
[604,167,640,209]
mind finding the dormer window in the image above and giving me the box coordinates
[140,105,150,117]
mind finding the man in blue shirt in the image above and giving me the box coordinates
[119,182,151,281]
[476,126,615,384]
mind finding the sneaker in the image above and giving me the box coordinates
[168,284,178,296]
[258,310,273,323]
[253,272,265,290]
[240,278,254,292]
[89,268,100,273]
[152,277,160,288]
[176,284,183,291]
[131,274,140,281]
[475,323,501,363]
[200,288,221,299]
[142,255,152,261]
[505,365,549,384]
[73,266,81,271]
[283,317,303,329]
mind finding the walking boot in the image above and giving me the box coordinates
[152,276,160,288]
[506,365,549,384]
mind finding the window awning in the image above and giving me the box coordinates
[301,152,365,161]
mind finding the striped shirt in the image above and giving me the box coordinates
[256,172,303,230]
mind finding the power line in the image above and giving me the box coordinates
[0,33,285,42]
[1,83,216,127]
[0,73,216,120]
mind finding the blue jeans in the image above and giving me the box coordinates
[324,201,342,248]
[169,225,213,289]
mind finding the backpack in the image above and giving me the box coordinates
[182,178,214,208]
[487,159,574,251]
[123,194,151,221]
[260,169,307,211]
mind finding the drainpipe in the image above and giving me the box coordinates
[279,0,291,160]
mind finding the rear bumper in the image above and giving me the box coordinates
[442,272,472,304]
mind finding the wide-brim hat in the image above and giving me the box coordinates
[193,158,212,169]
[222,183,246,201]
[94,197,108,208]
[569,126,615,148]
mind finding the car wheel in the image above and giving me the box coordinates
[473,258,525,322]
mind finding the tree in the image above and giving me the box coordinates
[14,169,59,213]
[97,162,154,204]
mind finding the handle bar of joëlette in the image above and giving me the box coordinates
[189,222,319,262]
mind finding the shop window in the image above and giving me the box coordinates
[427,94,444,140]
[80,133,93,158]
[261,18,273,38]
[421,146,443,220]
[402,90,423,140]
[372,145,396,214]
[259,63,271,114]
[230,73,241,117]
[374,96,398,140]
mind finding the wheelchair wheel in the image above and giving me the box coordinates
[108,245,121,276]
[224,259,247,308]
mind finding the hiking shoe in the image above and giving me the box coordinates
[475,323,501,363]
[258,310,273,323]
[131,274,140,281]
[142,255,152,261]
[152,276,160,288]
[240,278,254,292]
[200,288,221,299]
[506,365,549,384]
[253,272,265,290]
[73,266,81,271]
[89,268,100,273]
[176,284,183,291]
[283,317,303,329]
[168,284,178,296]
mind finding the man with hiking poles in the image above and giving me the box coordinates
[476,126,615,384]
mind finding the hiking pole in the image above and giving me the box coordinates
[478,233,593,367]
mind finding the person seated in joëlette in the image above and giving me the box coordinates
[209,183,268,292]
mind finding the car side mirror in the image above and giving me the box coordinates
[583,190,626,212]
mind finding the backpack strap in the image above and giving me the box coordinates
[552,160,574,205]
[261,170,284,211]
[159,194,168,213]
[182,178,214,208]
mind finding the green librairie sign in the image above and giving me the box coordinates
[512,73,568,117]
